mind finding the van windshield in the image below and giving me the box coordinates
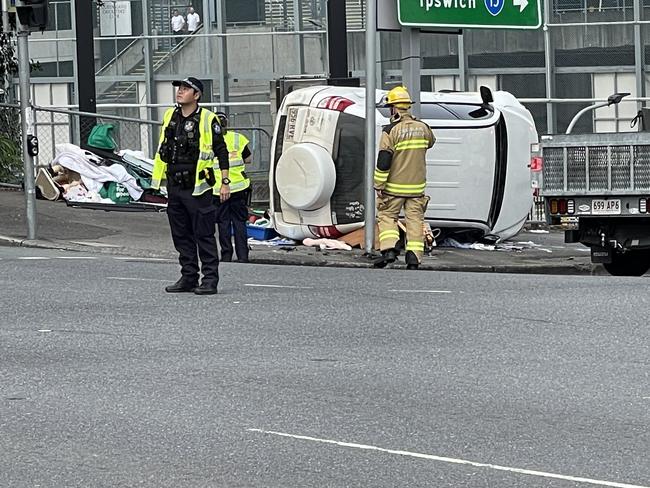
[378,103,494,120]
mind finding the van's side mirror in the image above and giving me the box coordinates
[480,86,494,104]
[469,86,495,118]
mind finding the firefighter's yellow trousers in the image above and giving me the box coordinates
[376,194,429,263]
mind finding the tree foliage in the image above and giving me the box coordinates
[0,26,22,184]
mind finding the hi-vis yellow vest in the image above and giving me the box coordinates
[152,107,218,196]
[214,131,250,193]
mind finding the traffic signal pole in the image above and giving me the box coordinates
[17,23,36,239]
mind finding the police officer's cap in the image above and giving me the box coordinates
[172,77,204,94]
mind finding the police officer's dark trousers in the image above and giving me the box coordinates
[167,184,219,286]
[216,188,249,262]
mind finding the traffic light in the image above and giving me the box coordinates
[15,0,49,32]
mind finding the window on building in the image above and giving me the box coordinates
[556,73,593,134]
[225,0,265,24]
[46,0,72,31]
[500,73,547,134]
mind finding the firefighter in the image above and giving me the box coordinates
[152,77,230,295]
[373,86,435,270]
[214,111,253,263]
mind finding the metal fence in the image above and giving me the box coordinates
[3,102,564,220]
[26,105,272,204]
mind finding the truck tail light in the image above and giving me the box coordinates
[530,156,543,172]
[550,198,574,215]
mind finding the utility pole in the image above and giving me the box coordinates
[1,0,9,34]
[16,13,36,239]
[364,0,377,253]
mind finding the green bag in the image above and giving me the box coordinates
[87,124,117,150]
[99,182,132,204]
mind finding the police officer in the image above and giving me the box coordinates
[214,111,253,263]
[373,86,435,270]
[152,77,230,295]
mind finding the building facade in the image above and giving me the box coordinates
[12,0,650,165]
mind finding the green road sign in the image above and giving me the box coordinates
[398,0,541,29]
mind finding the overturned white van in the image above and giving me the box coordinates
[269,86,538,242]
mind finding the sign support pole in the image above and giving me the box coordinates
[401,27,421,118]
[364,0,377,253]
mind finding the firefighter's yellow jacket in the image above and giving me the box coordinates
[374,113,435,197]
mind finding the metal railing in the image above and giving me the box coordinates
[25,106,272,203]
[4,102,591,222]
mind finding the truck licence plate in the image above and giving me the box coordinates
[591,199,621,215]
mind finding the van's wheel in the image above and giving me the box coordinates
[602,251,650,276]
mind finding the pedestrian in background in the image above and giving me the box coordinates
[214,111,253,263]
[373,86,435,270]
[171,9,185,47]
[151,77,230,295]
[186,6,201,33]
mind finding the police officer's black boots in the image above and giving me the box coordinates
[165,278,198,293]
[194,282,218,295]
[405,251,419,271]
[373,248,398,268]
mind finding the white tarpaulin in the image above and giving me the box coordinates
[52,143,143,200]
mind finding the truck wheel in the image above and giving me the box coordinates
[602,251,650,276]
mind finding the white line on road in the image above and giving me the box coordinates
[54,256,98,260]
[18,257,50,260]
[247,429,649,488]
[107,277,169,283]
[389,289,451,294]
[113,257,173,262]
[244,284,314,289]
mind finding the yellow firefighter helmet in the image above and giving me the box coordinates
[384,86,413,108]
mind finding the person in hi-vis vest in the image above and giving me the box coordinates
[214,111,253,263]
[152,77,229,295]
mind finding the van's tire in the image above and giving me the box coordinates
[602,251,650,276]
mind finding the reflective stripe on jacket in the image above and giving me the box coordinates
[374,113,435,197]
[214,131,250,193]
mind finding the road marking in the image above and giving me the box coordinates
[113,257,172,262]
[18,257,49,260]
[37,329,52,333]
[389,289,451,294]
[248,429,650,488]
[70,241,121,248]
[244,284,314,289]
[54,256,98,260]
[107,277,169,283]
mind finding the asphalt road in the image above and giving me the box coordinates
[1,247,648,488]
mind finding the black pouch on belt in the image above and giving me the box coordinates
[169,169,194,190]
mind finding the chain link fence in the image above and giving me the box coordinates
[32,107,157,167]
[28,106,272,205]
